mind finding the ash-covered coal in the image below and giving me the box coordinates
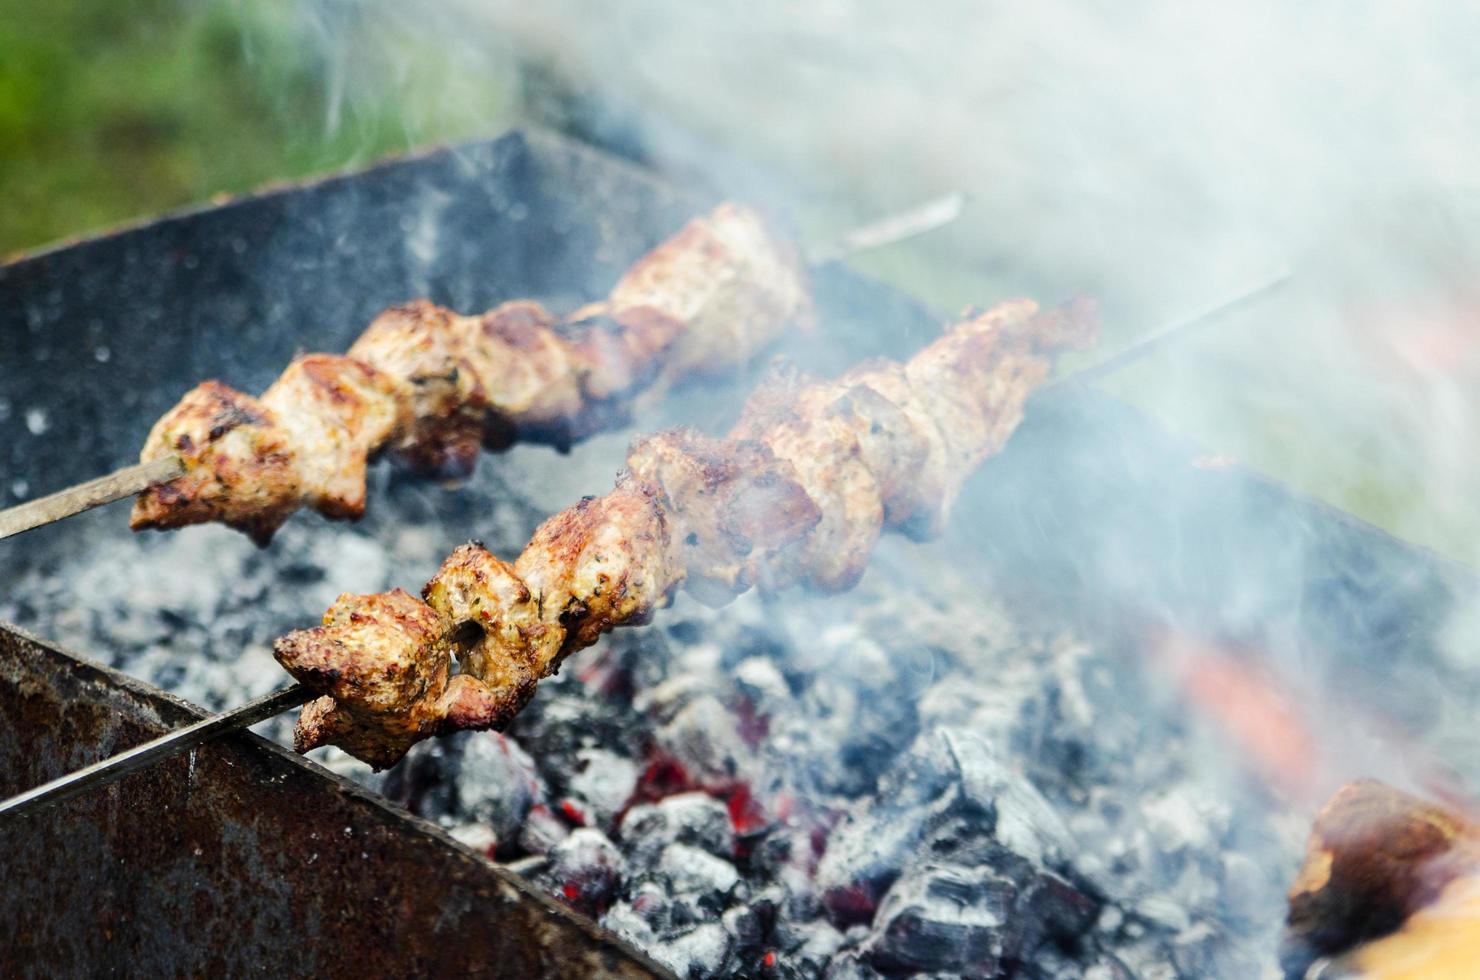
[2,445,1301,978]
[384,543,1300,977]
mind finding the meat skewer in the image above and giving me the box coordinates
[272,297,1097,767]
[0,278,1287,821]
[0,196,968,545]
[133,202,812,544]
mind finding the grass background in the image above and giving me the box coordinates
[0,1,513,257]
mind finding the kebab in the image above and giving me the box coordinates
[129,202,811,544]
[268,297,1096,767]
[0,274,1295,821]
[0,195,970,544]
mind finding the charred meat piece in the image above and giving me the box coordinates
[275,588,454,769]
[132,204,811,543]
[1281,779,1480,978]
[274,298,1095,768]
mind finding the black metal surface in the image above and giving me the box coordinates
[1,126,1476,975]
[0,622,668,978]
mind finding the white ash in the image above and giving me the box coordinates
[2,475,1302,977]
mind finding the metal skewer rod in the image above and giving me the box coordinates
[0,684,311,823]
[0,195,970,544]
[1041,270,1294,393]
[0,453,184,542]
[805,192,967,265]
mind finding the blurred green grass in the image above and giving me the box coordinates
[0,0,512,255]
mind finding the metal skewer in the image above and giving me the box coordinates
[0,454,184,541]
[0,272,1294,823]
[0,194,971,544]
[0,684,312,823]
[805,192,967,265]
[1039,270,1294,394]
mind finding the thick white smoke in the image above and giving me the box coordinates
[253,0,1480,559]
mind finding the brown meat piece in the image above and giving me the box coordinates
[582,201,813,393]
[730,371,883,593]
[515,476,685,652]
[275,589,454,769]
[277,298,1095,767]
[259,354,408,519]
[130,381,303,546]
[131,355,408,543]
[347,301,490,474]
[1282,780,1480,973]
[626,428,821,604]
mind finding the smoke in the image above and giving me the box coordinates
[229,0,1480,932]
[252,0,1480,543]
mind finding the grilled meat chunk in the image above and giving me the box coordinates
[276,589,454,768]
[132,204,811,543]
[276,298,1095,767]
[130,381,301,546]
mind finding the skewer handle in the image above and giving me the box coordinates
[0,454,183,542]
[0,684,311,823]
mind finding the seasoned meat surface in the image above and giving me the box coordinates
[274,299,1096,767]
[132,204,811,542]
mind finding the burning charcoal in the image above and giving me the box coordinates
[450,732,546,853]
[602,901,659,950]
[447,822,499,858]
[1140,785,1228,860]
[651,922,733,979]
[604,620,683,692]
[605,880,676,942]
[1171,928,1266,980]
[1009,641,1142,805]
[733,655,794,714]
[720,904,767,973]
[1133,894,1192,933]
[517,802,569,855]
[798,675,918,798]
[861,861,1016,977]
[543,827,625,918]
[819,950,887,980]
[1010,870,1102,961]
[767,917,846,980]
[658,842,742,915]
[1081,955,1137,980]
[817,801,931,926]
[507,688,644,793]
[749,818,835,904]
[655,693,758,786]
[818,728,1072,928]
[932,729,1073,867]
[619,791,736,865]
[561,747,640,834]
